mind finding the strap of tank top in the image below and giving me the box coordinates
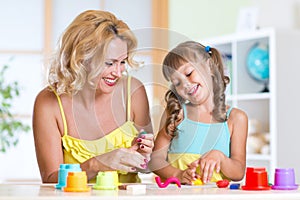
[182,103,187,118]
[226,107,233,118]
[127,76,132,121]
[52,88,68,136]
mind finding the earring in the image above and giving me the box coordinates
[184,99,190,104]
[122,68,128,76]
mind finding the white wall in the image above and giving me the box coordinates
[0,0,299,181]
[0,0,44,181]
[0,0,151,181]
[169,0,300,40]
[251,0,300,30]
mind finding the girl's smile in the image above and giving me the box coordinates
[187,84,200,96]
[171,63,212,104]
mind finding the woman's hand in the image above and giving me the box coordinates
[198,150,225,183]
[131,129,154,160]
[95,147,148,172]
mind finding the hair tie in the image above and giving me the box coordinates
[205,46,212,54]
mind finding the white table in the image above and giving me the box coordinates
[0,182,299,200]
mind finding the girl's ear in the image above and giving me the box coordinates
[206,59,213,75]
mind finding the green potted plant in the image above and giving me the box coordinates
[0,63,30,152]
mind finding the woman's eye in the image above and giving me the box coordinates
[105,62,113,66]
[120,60,126,65]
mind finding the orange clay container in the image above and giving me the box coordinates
[63,171,91,192]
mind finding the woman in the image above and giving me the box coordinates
[33,10,153,183]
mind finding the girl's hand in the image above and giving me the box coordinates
[95,148,147,172]
[179,168,196,184]
[178,160,200,184]
[198,150,225,183]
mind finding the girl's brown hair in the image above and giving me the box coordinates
[162,41,230,136]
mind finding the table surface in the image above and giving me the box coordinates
[0,182,300,200]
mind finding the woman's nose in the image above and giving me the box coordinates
[112,63,123,77]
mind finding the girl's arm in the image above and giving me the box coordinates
[149,111,192,182]
[199,108,248,182]
[220,108,248,180]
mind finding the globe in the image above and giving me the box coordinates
[246,43,269,92]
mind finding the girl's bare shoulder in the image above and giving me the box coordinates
[228,107,248,122]
[226,107,248,132]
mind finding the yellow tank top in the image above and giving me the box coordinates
[53,76,141,183]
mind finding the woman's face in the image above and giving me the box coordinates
[170,62,213,105]
[97,37,128,93]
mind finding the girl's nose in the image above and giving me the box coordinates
[183,79,191,88]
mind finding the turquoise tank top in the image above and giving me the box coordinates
[167,105,232,181]
[169,104,232,157]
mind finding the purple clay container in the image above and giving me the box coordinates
[272,168,298,190]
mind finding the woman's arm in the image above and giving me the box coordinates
[32,89,63,183]
[33,87,149,182]
[130,77,154,157]
[130,77,153,133]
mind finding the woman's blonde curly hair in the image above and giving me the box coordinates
[48,10,138,95]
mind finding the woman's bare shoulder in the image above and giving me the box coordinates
[34,87,58,110]
[129,76,144,91]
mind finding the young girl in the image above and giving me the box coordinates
[150,41,248,184]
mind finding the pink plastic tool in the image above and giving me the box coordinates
[155,176,181,188]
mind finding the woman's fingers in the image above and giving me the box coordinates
[106,148,147,171]
[137,133,154,153]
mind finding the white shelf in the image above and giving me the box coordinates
[247,154,272,161]
[227,93,270,101]
[203,28,300,182]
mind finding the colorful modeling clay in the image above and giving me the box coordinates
[155,176,181,188]
[216,179,230,188]
[229,183,240,190]
[192,178,203,185]
[138,130,147,141]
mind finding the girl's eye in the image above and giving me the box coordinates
[186,71,193,77]
[173,81,180,87]
[120,60,126,65]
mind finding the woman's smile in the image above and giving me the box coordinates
[102,77,118,87]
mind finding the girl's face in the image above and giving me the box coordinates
[97,37,128,93]
[170,62,213,105]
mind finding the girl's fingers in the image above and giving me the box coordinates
[182,170,193,184]
[207,162,216,182]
